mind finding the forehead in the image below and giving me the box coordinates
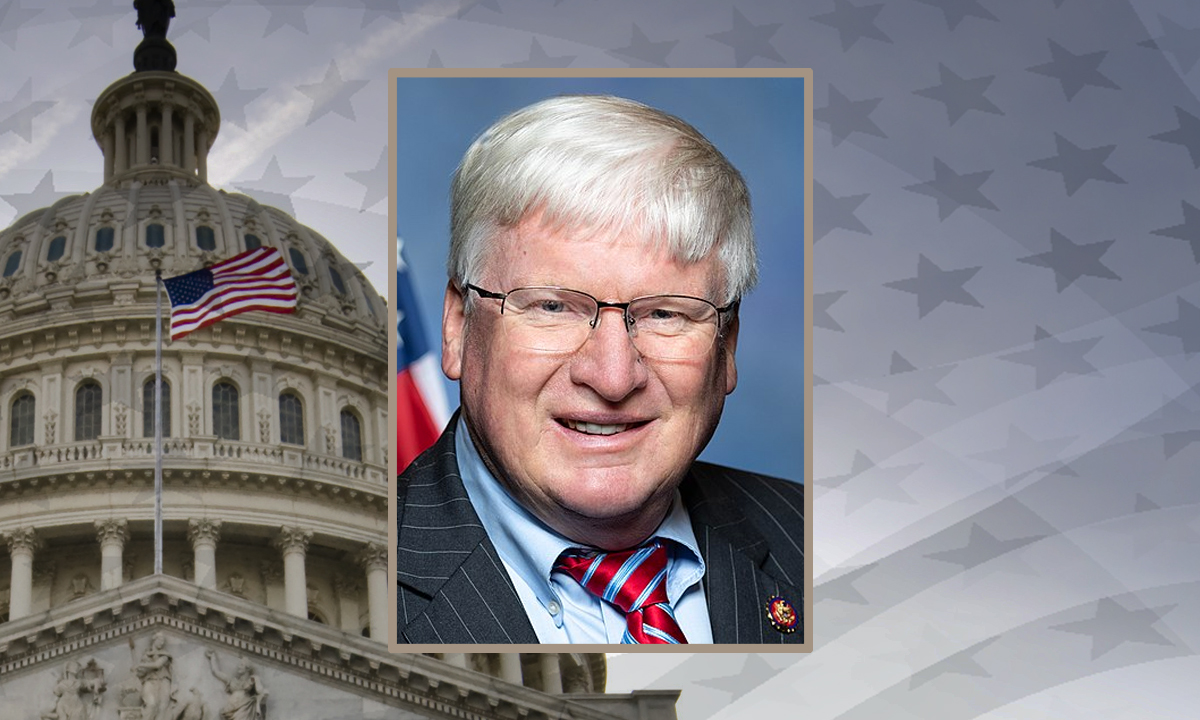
[483,215,722,299]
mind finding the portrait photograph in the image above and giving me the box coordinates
[389,70,811,650]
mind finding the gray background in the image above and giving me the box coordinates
[1,1,1198,717]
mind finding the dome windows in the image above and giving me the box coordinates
[288,247,309,275]
[143,378,170,438]
[244,233,262,250]
[196,225,216,251]
[46,236,67,262]
[212,381,240,441]
[146,223,165,248]
[2,250,21,277]
[340,409,362,462]
[329,266,346,295]
[279,392,304,446]
[10,392,34,447]
[74,381,102,441]
[95,227,114,253]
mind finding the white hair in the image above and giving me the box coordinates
[448,94,757,305]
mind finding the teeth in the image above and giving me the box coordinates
[564,419,630,436]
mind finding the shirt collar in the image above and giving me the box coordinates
[454,414,705,607]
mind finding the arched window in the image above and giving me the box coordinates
[196,225,216,251]
[288,248,309,275]
[279,392,304,445]
[95,227,114,252]
[10,392,34,447]
[340,409,362,461]
[329,267,346,294]
[143,378,170,438]
[46,235,67,262]
[75,381,102,441]
[3,250,22,277]
[146,223,165,248]
[243,233,261,250]
[212,382,239,440]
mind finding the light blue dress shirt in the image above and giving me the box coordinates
[455,416,713,644]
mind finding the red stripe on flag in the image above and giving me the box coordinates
[396,367,441,471]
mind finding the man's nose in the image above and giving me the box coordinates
[568,307,649,401]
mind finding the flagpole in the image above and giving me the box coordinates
[154,269,164,575]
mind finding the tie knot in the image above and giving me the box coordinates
[555,540,670,614]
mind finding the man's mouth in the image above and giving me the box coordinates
[557,418,649,436]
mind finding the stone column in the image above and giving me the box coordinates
[159,103,173,166]
[274,526,312,618]
[540,653,563,694]
[498,653,523,685]
[197,127,208,182]
[94,519,129,591]
[103,129,115,181]
[357,543,387,642]
[187,519,222,590]
[114,113,127,174]
[3,527,41,619]
[183,112,195,174]
[135,104,149,166]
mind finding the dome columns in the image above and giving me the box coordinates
[2,527,41,620]
[357,542,387,642]
[274,526,312,618]
[94,518,130,590]
[187,518,222,590]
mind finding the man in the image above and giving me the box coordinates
[396,94,803,645]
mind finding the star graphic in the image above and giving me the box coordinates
[233,156,314,217]
[296,61,369,126]
[503,37,575,68]
[924,524,1044,571]
[884,254,983,318]
[913,63,1003,126]
[912,0,997,30]
[1144,297,1200,356]
[1146,14,1200,74]
[1129,393,1200,458]
[814,181,870,241]
[1028,133,1126,196]
[259,0,311,37]
[853,352,957,414]
[213,69,267,132]
[1120,498,1200,556]
[0,171,75,217]
[708,8,784,67]
[346,148,388,212]
[814,84,885,147]
[67,1,125,48]
[1050,598,1177,660]
[1151,201,1200,264]
[812,0,892,52]
[609,24,677,68]
[815,562,875,605]
[1151,107,1200,169]
[1028,40,1119,100]
[818,449,874,489]
[840,457,920,513]
[169,0,224,42]
[814,290,847,331]
[1017,229,1120,293]
[904,158,998,220]
[456,0,503,18]
[0,0,43,51]
[970,424,1078,487]
[0,78,55,143]
[695,654,788,700]
[359,0,410,28]
[908,635,999,689]
[999,326,1102,389]
[427,49,444,68]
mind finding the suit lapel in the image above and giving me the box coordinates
[683,465,805,645]
[396,417,538,643]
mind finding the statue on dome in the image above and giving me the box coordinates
[134,0,175,39]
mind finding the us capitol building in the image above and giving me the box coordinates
[0,6,677,720]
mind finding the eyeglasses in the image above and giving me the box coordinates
[464,284,737,360]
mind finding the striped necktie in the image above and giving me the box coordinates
[554,539,688,644]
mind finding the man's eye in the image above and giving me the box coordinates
[537,300,566,313]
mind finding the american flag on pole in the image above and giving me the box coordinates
[396,238,449,470]
[162,247,299,340]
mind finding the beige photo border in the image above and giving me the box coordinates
[387,67,813,654]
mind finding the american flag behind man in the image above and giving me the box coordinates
[396,238,450,470]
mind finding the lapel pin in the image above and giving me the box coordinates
[766,595,798,634]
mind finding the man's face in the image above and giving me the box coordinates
[442,217,739,549]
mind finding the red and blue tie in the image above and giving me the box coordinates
[554,540,688,644]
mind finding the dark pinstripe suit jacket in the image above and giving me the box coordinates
[396,416,805,644]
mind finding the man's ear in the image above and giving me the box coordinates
[722,313,739,395]
[441,281,465,380]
